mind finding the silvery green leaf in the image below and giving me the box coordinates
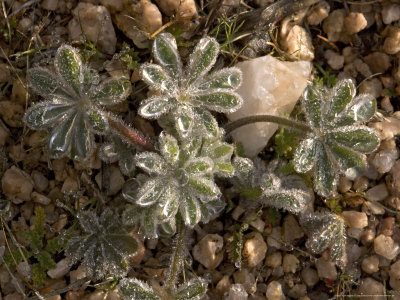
[192,107,219,137]
[261,191,307,214]
[187,37,219,85]
[81,66,100,94]
[293,138,316,173]
[139,96,173,119]
[181,135,202,158]
[160,218,176,236]
[174,278,207,300]
[135,152,167,175]
[325,79,355,122]
[140,63,174,92]
[314,142,337,198]
[48,113,75,158]
[175,107,194,138]
[301,212,347,267]
[180,193,201,226]
[303,84,323,128]
[92,78,131,105]
[118,278,161,300]
[188,176,220,198]
[23,100,75,130]
[65,210,139,280]
[152,32,182,79]
[185,158,214,175]
[70,112,95,161]
[136,179,166,206]
[331,94,376,127]
[199,198,225,224]
[27,67,73,100]
[198,67,242,91]
[157,184,179,221]
[159,131,180,164]
[327,141,366,172]
[55,45,81,95]
[141,207,158,237]
[232,157,254,187]
[87,110,108,134]
[326,127,380,153]
[191,90,243,113]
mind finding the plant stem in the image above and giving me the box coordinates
[166,218,186,295]
[106,115,156,151]
[224,115,311,135]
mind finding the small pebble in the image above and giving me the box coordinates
[47,258,71,279]
[374,234,400,260]
[324,49,344,70]
[344,12,367,34]
[322,9,345,42]
[390,260,400,290]
[390,160,400,196]
[361,229,376,245]
[307,0,329,25]
[315,257,337,280]
[342,211,368,229]
[233,269,256,293]
[0,63,10,83]
[282,254,299,274]
[108,165,124,196]
[366,183,389,202]
[363,52,391,74]
[61,177,79,193]
[288,284,307,299]
[353,176,369,192]
[31,191,51,205]
[31,170,49,192]
[383,26,400,55]
[266,281,285,300]
[226,284,248,300]
[267,227,282,249]
[361,255,380,274]
[282,215,304,243]
[265,252,282,269]
[193,234,224,269]
[243,232,267,267]
[381,217,395,236]
[2,166,34,203]
[301,267,319,287]
[41,0,58,11]
[357,277,384,298]
[371,149,398,174]
[359,78,382,99]
[382,3,400,24]
[338,177,352,193]
[216,275,231,297]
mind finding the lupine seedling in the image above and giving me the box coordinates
[17,29,383,299]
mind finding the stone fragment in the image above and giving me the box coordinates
[280,21,314,61]
[41,0,58,11]
[227,56,311,156]
[216,275,231,297]
[383,26,400,55]
[265,252,282,269]
[47,258,70,279]
[108,165,124,196]
[359,78,382,99]
[362,255,379,274]
[4,293,23,300]
[371,149,398,174]
[390,160,400,196]
[344,12,367,34]
[31,191,51,205]
[0,120,9,146]
[357,277,384,299]
[282,215,304,243]
[31,170,49,193]
[342,211,368,229]
[282,254,299,273]
[267,227,282,249]
[61,177,78,193]
[233,268,256,293]
[315,258,337,280]
[324,49,344,70]
[0,101,24,127]
[366,184,389,202]
[301,267,319,287]
[363,52,391,74]
[307,1,329,25]
[288,284,307,299]
[381,217,395,236]
[374,234,400,260]
[371,118,400,140]
[193,234,224,269]
[338,177,352,193]
[266,281,285,300]
[154,0,196,18]
[322,9,345,42]
[243,232,267,267]
[382,3,400,24]
[68,2,116,55]
[226,284,248,300]
[2,166,34,202]
[390,260,400,290]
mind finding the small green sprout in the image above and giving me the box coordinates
[23,45,131,161]
[293,79,380,197]
[139,32,243,138]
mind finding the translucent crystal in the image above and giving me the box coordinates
[139,33,243,138]
[293,79,380,197]
[24,45,131,161]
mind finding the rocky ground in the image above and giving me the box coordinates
[1,0,400,299]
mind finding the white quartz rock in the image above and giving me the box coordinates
[227,56,311,157]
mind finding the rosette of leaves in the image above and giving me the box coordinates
[118,277,207,300]
[139,32,243,138]
[300,211,347,267]
[65,210,139,280]
[233,158,312,214]
[23,45,131,161]
[293,79,380,197]
[123,132,227,236]
[99,134,136,176]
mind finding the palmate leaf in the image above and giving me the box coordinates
[65,210,138,280]
[173,279,208,300]
[118,278,161,300]
[139,33,243,138]
[293,79,380,197]
[301,212,347,267]
[24,45,131,161]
